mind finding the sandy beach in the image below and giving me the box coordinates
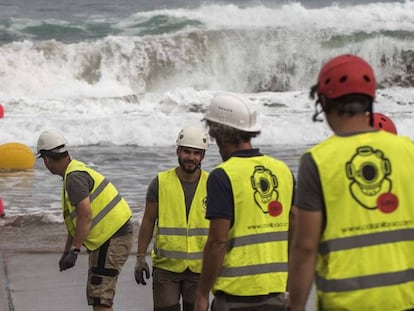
[0,221,316,311]
[0,222,156,311]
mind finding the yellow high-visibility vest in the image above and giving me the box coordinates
[152,168,209,273]
[63,159,132,251]
[310,131,414,310]
[213,155,293,296]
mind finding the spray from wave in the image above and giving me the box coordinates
[0,2,413,147]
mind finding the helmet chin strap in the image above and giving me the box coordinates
[312,99,324,122]
[368,102,374,126]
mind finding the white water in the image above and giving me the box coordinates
[0,2,413,148]
[1,0,414,219]
[0,87,413,149]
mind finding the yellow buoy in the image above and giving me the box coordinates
[0,142,35,171]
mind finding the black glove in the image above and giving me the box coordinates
[134,254,150,285]
[58,251,69,270]
[59,249,78,271]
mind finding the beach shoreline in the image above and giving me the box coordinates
[0,221,152,311]
[0,221,316,311]
[0,221,143,254]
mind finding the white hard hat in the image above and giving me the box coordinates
[176,126,209,150]
[36,129,68,157]
[204,93,261,132]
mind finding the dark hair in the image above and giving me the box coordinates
[323,94,373,116]
[206,121,260,145]
[310,82,373,117]
[40,150,69,160]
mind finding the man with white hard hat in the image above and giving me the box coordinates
[134,126,210,311]
[37,129,133,311]
[194,93,295,311]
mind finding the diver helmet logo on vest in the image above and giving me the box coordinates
[250,165,283,217]
[202,196,207,210]
[345,146,398,213]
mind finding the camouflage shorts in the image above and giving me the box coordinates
[86,232,133,307]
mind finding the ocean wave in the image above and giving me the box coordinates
[1,2,414,98]
[125,14,203,36]
[1,2,413,44]
[0,213,63,227]
[0,15,204,44]
[1,28,413,103]
[1,1,414,149]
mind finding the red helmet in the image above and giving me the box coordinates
[317,54,376,99]
[371,112,397,134]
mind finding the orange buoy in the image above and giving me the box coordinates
[0,196,4,217]
[0,103,3,119]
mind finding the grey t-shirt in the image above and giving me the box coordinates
[294,152,323,213]
[66,171,94,205]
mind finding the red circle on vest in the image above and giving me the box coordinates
[268,201,283,217]
[377,193,398,213]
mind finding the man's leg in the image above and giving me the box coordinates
[181,269,200,311]
[87,232,133,309]
[153,267,181,311]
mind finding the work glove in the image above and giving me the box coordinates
[134,254,150,285]
[58,251,69,270]
[59,249,78,271]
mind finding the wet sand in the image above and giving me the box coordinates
[0,221,316,311]
[0,222,154,311]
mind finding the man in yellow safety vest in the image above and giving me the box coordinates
[37,129,133,311]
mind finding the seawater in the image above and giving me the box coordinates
[1,0,413,222]
[0,144,307,223]
[0,1,413,147]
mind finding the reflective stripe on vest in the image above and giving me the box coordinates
[316,268,414,293]
[63,159,132,251]
[220,262,288,277]
[310,132,414,310]
[153,227,210,260]
[153,246,203,260]
[213,155,293,296]
[319,228,414,256]
[71,194,122,227]
[69,182,122,228]
[152,168,209,273]
[227,231,287,250]
[221,231,289,277]
[157,227,209,236]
